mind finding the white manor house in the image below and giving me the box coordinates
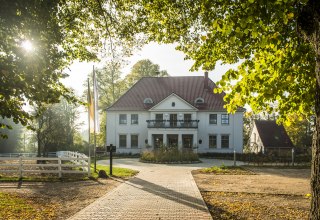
[106,73,244,154]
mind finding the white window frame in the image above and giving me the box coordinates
[119,114,127,124]
[221,134,229,148]
[131,114,138,125]
[209,134,217,148]
[119,134,127,148]
[131,134,139,148]
[209,114,217,125]
[221,114,229,125]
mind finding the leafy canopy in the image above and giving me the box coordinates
[117,0,315,123]
[0,0,142,138]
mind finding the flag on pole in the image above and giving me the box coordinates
[93,66,100,133]
[87,79,94,133]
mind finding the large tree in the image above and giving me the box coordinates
[34,99,80,156]
[114,0,319,218]
[124,59,169,89]
[0,0,141,138]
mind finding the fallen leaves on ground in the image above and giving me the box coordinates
[0,192,57,220]
[202,191,309,220]
[199,165,255,175]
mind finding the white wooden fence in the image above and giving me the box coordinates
[0,151,90,178]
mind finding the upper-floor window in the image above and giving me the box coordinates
[131,114,138,125]
[119,114,127,124]
[143,98,153,104]
[195,97,204,104]
[221,135,229,148]
[209,114,217,124]
[184,114,192,121]
[221,114,229,125]
[155,114,163,121]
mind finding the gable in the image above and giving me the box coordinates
[150,93,197,111]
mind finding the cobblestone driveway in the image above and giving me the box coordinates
[69,158,239,220]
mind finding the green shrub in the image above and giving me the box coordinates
[140,145,199,163]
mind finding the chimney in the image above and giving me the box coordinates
[204,71,209,90]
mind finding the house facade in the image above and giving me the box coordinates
[249,120,294,155]
[106,74,244,154]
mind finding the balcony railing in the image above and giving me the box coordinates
[146,120,199,128]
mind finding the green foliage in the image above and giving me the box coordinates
[33,98,82,156]
[140,145,199,163]
[0,1,143,138]
[116,0,316,123]
[0,118,23,153]
[124,59,169,89]
[284,114,313,152]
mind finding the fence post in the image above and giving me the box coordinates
[233,149,236,166]
[58,157,62,178]
[19,156,23,179]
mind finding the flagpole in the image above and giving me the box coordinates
[87,79,91,160]
[93,66,97,173]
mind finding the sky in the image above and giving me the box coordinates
[62,42,238,96]
[62,42,239,131]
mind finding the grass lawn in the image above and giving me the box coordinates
[0,192,56,220]
[0,164,138,219]
[90,163,139,179]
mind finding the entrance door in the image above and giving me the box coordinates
[153,134,163,148]
[167,134,178,147]
[182,134,193,148]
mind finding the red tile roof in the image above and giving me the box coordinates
[254,120,294,149]
[108,76,244,111]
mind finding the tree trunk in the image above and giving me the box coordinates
[37,131,41,157]
[311,82,320,219]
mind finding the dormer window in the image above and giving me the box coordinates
[143,98,153,104]
[195,97,204,104]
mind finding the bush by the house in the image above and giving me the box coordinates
[140,145,200,163]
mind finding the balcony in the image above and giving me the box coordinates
[146,120,199,129]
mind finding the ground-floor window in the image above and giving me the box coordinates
[182,134,193,148]
[119,134,127,148]
[221,135,229,148]
[209,135,217,148]
[131,134,138,148]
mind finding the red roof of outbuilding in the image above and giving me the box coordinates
[107,76,245,111]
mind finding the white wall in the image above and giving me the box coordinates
[106,111,149,154]
[197,112,243,153]
[107,109,244,154]
[249,123,264,153]
[150,94,195,111]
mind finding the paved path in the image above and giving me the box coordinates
[69,158,241,220]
